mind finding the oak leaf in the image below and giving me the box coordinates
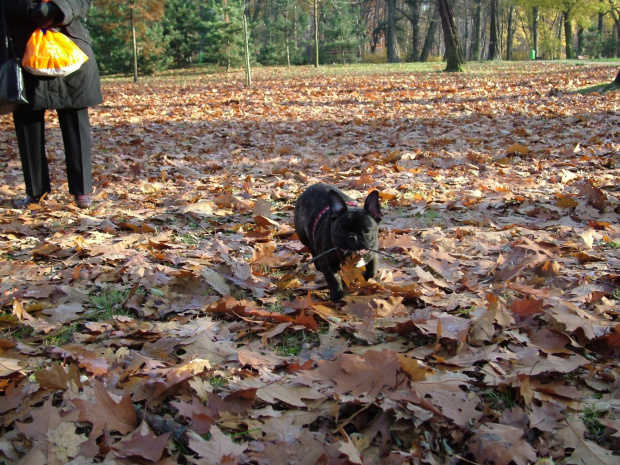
[558,416,618,465]
[187,427,246,464]
[295,348,400,398]
[468,424,536,465]
[114,423,170,462]
[72,381,138,437]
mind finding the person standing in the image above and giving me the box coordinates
[1,0,102,209]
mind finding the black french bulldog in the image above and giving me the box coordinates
[294,184,382,301]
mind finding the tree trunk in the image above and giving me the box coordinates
[242,2,251,87]
[597,2,604,58]
[577,27,585,56]
[532,7,539,59]
[564,11,574,59]
[472,0,481,61]
[463,13,469,59]
[387,0,400,62]
[314,0,319,67]
[614,69,620,84]
[409,0,421,61]
[130,1,138,83]
[420,4,439,62]
[487,0,500,60]
[611,11,620,57]
[506,5,514,60]
[437,0,465,71]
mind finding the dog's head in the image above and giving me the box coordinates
[328,190,382,252]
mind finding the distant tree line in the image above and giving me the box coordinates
[88,0,620,75]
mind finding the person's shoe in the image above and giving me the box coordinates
[74,195,91,209]
[13,195,41,208]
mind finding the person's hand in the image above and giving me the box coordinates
[28,1,62,29]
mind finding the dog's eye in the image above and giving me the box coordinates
[363,228,371,235]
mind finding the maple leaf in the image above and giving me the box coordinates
[72,381,138,437]
[468,424,537,465]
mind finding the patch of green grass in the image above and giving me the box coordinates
[576,82,620,94]
[87,286,134,321]
[44,323,79,346]
[173,232,199,245]
[581,405,610,441]
[275,330,320,357]
[263,294,286,314]
[483,387,517,411]
[458,306,474,317]
[11,325,34,340]
[413,209,441,227]
[608,240,620,249]
[261,265,287,279]
[209,376,227,389]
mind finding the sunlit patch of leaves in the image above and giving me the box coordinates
[1,62,620,464]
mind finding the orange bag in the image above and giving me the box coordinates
[22,28,89,77]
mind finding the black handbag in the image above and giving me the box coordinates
[0,2,28,115]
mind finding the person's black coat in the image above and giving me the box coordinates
[0,0,102,111]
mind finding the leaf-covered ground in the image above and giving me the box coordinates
[1,62,619,465]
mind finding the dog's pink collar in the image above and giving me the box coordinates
[311,202,357,243]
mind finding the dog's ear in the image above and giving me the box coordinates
[328,190,348,219]
[364,190,382,223]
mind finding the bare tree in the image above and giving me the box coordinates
[387,0,400,62]
[472,0,482,60]
[506,4,515,60]
[437,0,466,71]
[487,0,500,59]
[532,6,539,59]
[420,3,439,62]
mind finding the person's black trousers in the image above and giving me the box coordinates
[13,108,92,198]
